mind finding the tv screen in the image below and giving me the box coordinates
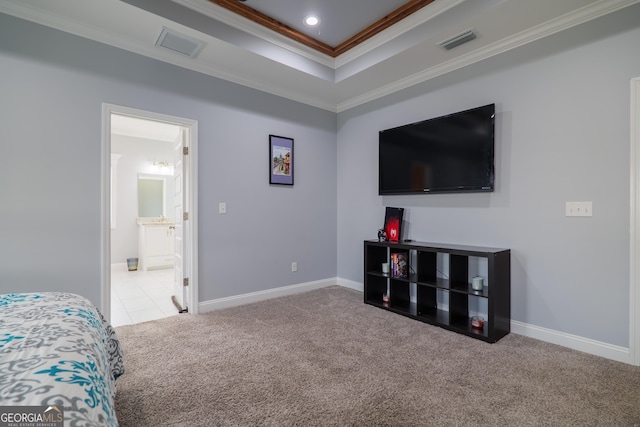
[379,104,495,195]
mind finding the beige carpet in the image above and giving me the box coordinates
[114,286,640,426]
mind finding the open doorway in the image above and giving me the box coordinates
[101,104,198,326]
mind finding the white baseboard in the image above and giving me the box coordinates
[336,277,363,292]
[200,277,632,365]
[510,320,630,364]
[198,278,337,312]
[336,278,632,364]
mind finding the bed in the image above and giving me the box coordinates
[0,292,124,426]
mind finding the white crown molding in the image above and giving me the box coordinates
[175,0,464,69]
[0,0,338,112]
[334,0,465,68]
[337,0,640,112]
[1,0,638,113]
[174,0,336,68]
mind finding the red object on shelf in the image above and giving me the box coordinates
[471,316,485,328]
[383,207,404,242]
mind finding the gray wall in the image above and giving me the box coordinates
[337,7,640,348]
[0,13,337,306]
[2,6,639,350]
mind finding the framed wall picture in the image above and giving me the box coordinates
[269,135,294,185]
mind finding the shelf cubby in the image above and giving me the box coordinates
[389,279,410,308]
[364,274,387,305]
[417,251,437,283]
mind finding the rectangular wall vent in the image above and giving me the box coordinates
[439,29,477,51]
[155,27,205,58]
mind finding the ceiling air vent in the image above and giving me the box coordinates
[155,27,205,58]
[439,29,477,51]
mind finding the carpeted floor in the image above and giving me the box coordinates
[114,286,640,426]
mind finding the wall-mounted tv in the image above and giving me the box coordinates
[379,104,495,195]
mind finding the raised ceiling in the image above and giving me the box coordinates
[208,0,436,56]
[0,0,638,112]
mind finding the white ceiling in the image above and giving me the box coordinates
[111,114,182,142]
[0,0,638,112]
[237,0,411,47]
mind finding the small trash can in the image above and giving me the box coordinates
[127,258,138,271]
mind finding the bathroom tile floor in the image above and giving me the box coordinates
[110,264,179,327]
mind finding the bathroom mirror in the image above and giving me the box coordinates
[138,174,166,217]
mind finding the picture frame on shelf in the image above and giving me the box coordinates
[383,207,404,243]
[390,252,408,278]
[269,135,294,185]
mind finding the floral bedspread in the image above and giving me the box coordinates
[0,292,124,426]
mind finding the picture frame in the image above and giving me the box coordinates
[269,135,294,185]
[384,207,404,243]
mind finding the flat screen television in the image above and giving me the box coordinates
[379,104,495,195]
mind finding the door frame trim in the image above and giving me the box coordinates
[101,103,199,319]
[630,76,640,366]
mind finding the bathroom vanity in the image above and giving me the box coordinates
[137,218,175,271]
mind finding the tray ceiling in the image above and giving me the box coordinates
[208,0,436,56]
[0,0,638,112]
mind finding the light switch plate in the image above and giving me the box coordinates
[566,201,592,217]
[219,202,227,214]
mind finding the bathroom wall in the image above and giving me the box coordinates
[111,134,175,264]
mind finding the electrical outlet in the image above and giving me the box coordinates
[565,201,592,217]
[219,202,227,214]
[291,262,297,272]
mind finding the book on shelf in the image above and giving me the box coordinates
[390,252,408,278]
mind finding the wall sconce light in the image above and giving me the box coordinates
[153,160,169,168]
[150,160,173,175]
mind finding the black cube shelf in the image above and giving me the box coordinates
[364,240,511,343]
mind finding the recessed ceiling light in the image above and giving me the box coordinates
[304,15,320,27]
